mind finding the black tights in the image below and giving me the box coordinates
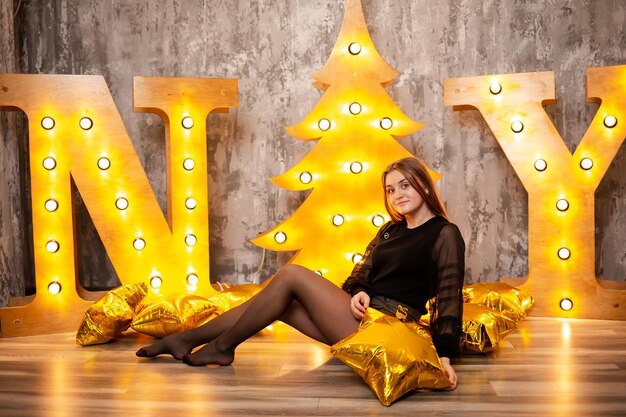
[136,264,361,365]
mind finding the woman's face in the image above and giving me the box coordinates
[384,169,425,219]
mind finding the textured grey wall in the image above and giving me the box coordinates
[1,0,625,304]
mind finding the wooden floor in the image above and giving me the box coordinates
[1,317,626,416]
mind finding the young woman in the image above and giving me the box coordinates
[136,157,465,389]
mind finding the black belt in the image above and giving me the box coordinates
[369,295,421,322]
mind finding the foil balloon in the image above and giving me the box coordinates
[206,283,264,314]
[461,303,517,353]
[331,308,451,406]
[76,282,148,346]
[131,294,219,338]
[463,283,534,320]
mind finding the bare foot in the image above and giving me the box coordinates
[182,340,234,366]
[135,333,195,360]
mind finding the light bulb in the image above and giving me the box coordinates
[48,281,62,295]
[318,118,331,131]
[182,116,194,129]
[42,157,57,170]
[79,117,93,130]
[511,120,524,133]
[44,199,59,212]
[274,232,287,244]
[557,247,571,260]
[372,215,385,227]
[185,197,197,210]
[115,197,129,210]
[348,42,361,55]
[603,115,617,128]
[97,157,111,170]
[187,273,199,286]
[299,171,312,184]
[352,253,363,264]
[133,238,146,251]
[534,159,547,171]
[350,162,363,174]
[183,158,195,171]
[560,298,573,311]
[314,270,323,276]
[332,214,344,226]
[489,82,502,95]
[580,158,593,170]
[349,102,362,115]
[46,240,60,253]
[556,199,569,212]
[41,117,55,130]
[380,117,393,130]
[150,275,162,289]
[185,234,197,246]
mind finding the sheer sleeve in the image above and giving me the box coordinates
[429,224,465,358]
[341,222,391,297]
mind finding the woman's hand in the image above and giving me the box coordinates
[350,291,370,320]
[439,357,457,390]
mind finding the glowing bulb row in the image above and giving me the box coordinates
[533,157,594,172]
[298,162,363,185]
[318,116,393,131]
[41,116,198,131]
[273,215,385,243]
[43,156,195,173]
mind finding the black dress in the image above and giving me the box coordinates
[342,216,465,358]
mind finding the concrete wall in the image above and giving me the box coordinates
[1,0,625,302]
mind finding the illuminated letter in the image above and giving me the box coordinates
[444,65,626,319]
[0,74,237,336]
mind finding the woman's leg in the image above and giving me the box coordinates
[182,264,359,366]
[136,266,353,359]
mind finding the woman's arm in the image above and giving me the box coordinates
[430,224,465,359]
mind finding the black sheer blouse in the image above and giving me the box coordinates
[342,216,465,358]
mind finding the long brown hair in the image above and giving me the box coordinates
[382,157,449,223]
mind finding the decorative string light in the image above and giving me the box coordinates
[185,198,197,210]
[379,117,393,130]
[318,118,331,131]
[557,247,571,260]
[182,116,194,129]
[115,197,129,210]
[97,157,111,170]
[150,275,162,289]
[42,157,57,170]
[534,159,547,172]
[41,117,55,130]
[186,273,199,286]
[274,232,287,244]
[372,215,385,227]
[580,158,593,170]
[183,158,195,171]
[184,234,197,247]
[133,238,146,251]
[603,115,617,128]
[45,240,60,253]
[44,199,59,212]
[560,298,573,311]
[299,171,312,184]
[511,120,524,133]
[47,281,62,295]
[556,199,569,212]
[349,102,362,115]
[349,162,363,174]
[79,117,93,130]
[348,42,362,55]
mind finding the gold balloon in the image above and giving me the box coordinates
[76,282,148,346]
[331,308,451,406]
[131,294,219,338]
[206,283,264,314]
[463,282,534,320]
[461,303,517,353]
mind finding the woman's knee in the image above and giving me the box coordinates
[274,264,312,286]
